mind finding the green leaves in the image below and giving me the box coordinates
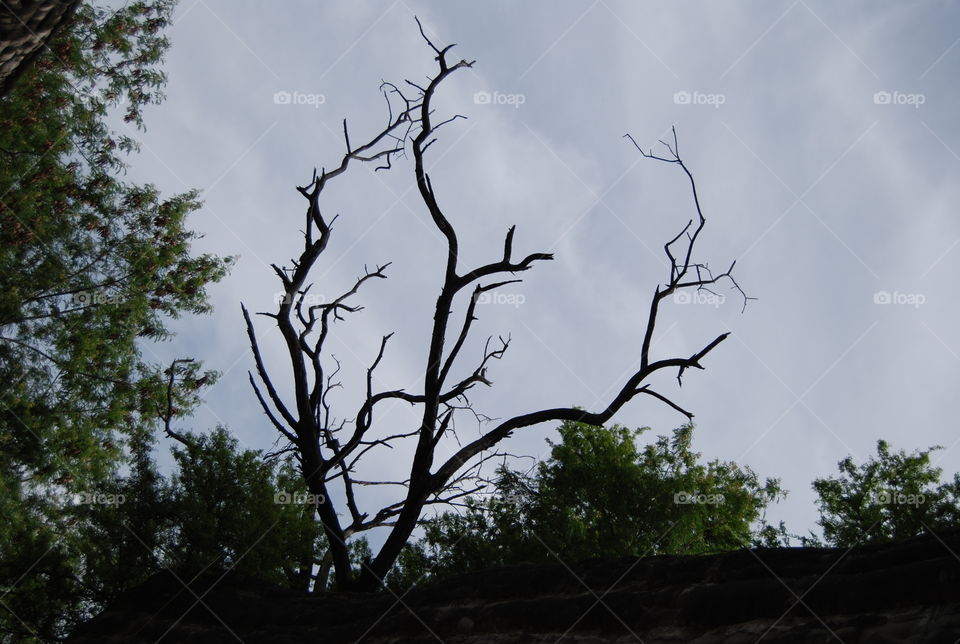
[813,440,960,547]
[0,0,231,638]
[167,429,324,588]
[415,421,786,584]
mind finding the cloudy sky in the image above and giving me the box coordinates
[125,1,960,546]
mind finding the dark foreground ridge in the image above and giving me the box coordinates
[69,528,960,643]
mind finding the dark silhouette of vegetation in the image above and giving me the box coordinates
[385,420,786,589]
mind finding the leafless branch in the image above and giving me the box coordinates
[243,21,747,591]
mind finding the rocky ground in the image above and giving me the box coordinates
[68,528,960,643]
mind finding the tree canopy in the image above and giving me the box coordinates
[0,1,230,638]
[404,421,786,585]
[812,439,960,547]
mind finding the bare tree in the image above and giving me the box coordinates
[243,20,749,591]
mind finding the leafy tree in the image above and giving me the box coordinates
[167,428,324,590]
[383,542,432,594]
[812,440,960,547]
[71,431,173,614]
[0,0,230,500]
[0,1,230,639]
[414,421,785,583]
[56,426,334,639]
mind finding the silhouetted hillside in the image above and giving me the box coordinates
[68,528,960,643]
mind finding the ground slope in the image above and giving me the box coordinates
[68,528,960,643]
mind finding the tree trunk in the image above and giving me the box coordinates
[0,0,81,97]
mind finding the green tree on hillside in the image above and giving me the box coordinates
[812,440,960,547]
[64,426,335,636]
[410,421,785,584]
[167,428,325,590]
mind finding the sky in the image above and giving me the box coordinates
[122,0,960,547]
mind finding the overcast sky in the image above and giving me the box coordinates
[125,1,960,546]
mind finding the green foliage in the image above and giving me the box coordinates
[383,542,432,593]
[812,440,960,547]
[0,479,79,640]
[168,428,324,589]
[414,421,785,584]
[47,428,325,639]
[0,0,231,495]
[323,537,377,592]
[71,432,172,611]
[0,1,232,638]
